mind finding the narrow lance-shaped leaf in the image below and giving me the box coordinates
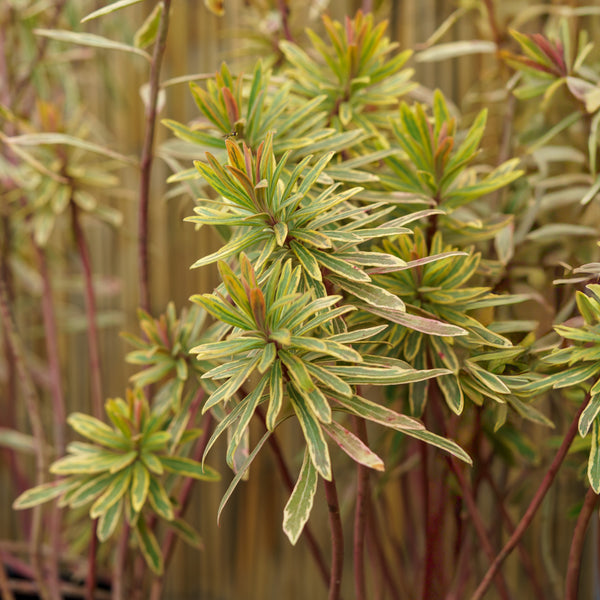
[13,479,76,510]
[283,449,319,545]
[322,420,384,471]
[589,418,600,493]
[135,515,164,575]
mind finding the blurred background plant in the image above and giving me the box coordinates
[2,1,600,599]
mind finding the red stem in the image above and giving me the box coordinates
[323,474,344,600]
[449,459,511,600]
[0,277,49,600]
[112,524,130,600]
[365,495,403,600]
[85,521,98,600]
[255,407,330,587]
[471,396,591,600]
[0,559,16,600]
[353,416,369,600]
[32,242,65,600]
[565,486,599,599]
[276,0,293,42]
[138,0,172,312]
[483,468,545,598]
[70,201,104,419]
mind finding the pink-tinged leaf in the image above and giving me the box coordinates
[283,449,319,545]
[217,429,272,524]
[365,305,466,337]
[322,420,384,471]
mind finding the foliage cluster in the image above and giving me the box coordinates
[2,1,600,599]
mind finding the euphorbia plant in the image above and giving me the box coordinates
[6,3,600,600]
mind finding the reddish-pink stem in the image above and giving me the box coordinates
[353,416,369,600]
[323,474,344,600]
[471,396,590,600]
[138,0,172,312]
[255,407,330,586]
[71,201,103,419]
[565,486,599,599]
[85,521,99,600]
[449,459,510,600]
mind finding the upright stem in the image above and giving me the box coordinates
[71,201,104,596]
[0,277,49,600]
[353,416,369,600]
[112,525,130,600]
[32,241,65,600]
[85,521,99,600]
[449,459,510,600]
[565,486,599,599]
[255,407,330,586]
[0,560,16,600]
[276,0,293,42]
[471,396,590,600]
[149,401,210,600]
[71,201,103,419]
[323,474,343,600]
[138,0,172,312]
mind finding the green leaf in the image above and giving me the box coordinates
[97,499,122,542]
[365,306,466,337]
[51,451,124,475]
[416,40,496,62]
[130,462,150,513]
[465,361,510,394]
[81,0,144,22]
[0,428,40,454]
[7,132,136,165]
[168,518,204,549]
[322,420,384,471]
[133,2,163,49]
[580,395,600,437]
[34,28,151,61]
[404,428,472,464]
[90,468,132,518]
[267,360,284,431]
[289,389,331,480]
[159,456,221,481]
[589,418,600,493]
[217,429,273,524]
[329,276,405,311]
[332,393,423,432]
[283,449,319,545]
[13,479,75,510]
[135,515,164,575]
[61,472,114,508]
[148,477,174,521]
[327,364,449,385]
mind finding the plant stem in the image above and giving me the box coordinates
[483,468,545,598]
[32,241,66,600]
[471,396,590,600]
[448,458,511,600]
[353,416,369,600]
[85,521,98,600]
[71,201,104,419]
[138,0,172,312]
[323,474,343,600]
[149,400,211,600]
[255,407,330,587]
[276,0,293,42]
[0,276,50,600]
[482,0,502,47]
[365,495,403,600]
[0,559,16,600]
[565,486,599,599]
[112,525,130,600]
